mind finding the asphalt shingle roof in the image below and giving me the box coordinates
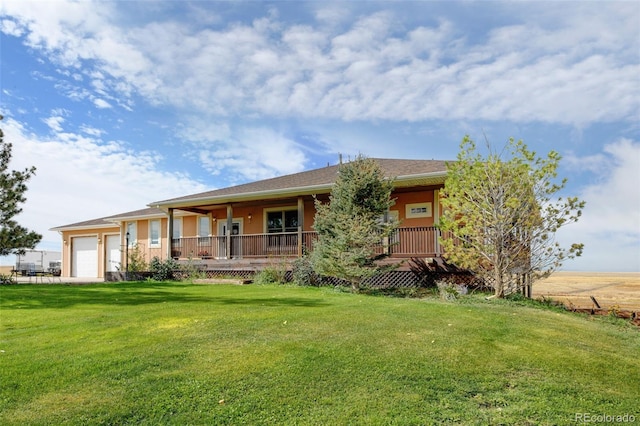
[152,158,448,206]
[51,208,165,231]
[53,158,448,230]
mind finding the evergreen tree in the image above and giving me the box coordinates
[311,156,398,291]
[0,116,42,256]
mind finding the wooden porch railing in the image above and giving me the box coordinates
[170,227,447,260]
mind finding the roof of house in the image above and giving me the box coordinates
[50,207,166,231]
[52,158,449,231]
[150,158,448,209]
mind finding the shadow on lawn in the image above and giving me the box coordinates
[0,283,329,310]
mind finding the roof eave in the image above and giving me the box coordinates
[49,223,119,232]
[149,183,335,209]
[103,212,170,223]
[150,171,447,210]
[394,171,447,187]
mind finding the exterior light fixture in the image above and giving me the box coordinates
[125,232,130,280]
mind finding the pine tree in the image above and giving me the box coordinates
[0,116,42,256]
[311,156,398,291]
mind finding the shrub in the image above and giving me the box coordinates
[180,256,206,281]
[437,281,468,301]
[149,257,179,281]
[291,256,320,286]
[254,264,287,285]
[127,244,148,273]
[0,273,16,285]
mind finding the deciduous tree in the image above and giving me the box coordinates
[439,136,584,298]
[0,115,42,256]
[311,156,398,291]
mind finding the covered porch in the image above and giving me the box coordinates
[170,226,447,261]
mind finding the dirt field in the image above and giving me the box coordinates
[534,272,640,311]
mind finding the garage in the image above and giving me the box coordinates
[72,236,98,277]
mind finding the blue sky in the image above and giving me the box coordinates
[1,1,639,271]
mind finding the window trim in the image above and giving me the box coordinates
[126,221,137,247]
[172,217,183,240]
[197,216,211,238]
[263,206,299,233]
[149,219,161,248]
[405,202,433,219]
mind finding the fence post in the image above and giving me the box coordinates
[297,226,303,257]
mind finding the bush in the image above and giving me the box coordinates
[0,273,16,285]
[127,244,148,272]
[437,281,468,301]
[149,257,179,281]
[180,257,206,281]
[291,256,320,286]
[254,264,287,285]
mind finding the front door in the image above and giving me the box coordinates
[105,235,121,272]
[218,220,243,258]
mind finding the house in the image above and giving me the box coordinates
[51,159,449,279]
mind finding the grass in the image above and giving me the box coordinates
[1,282,638,425]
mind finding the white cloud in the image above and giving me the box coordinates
[93,98,112,109]
[79,125,105,137]
[2,1,637,127]
[43,115,64,132]
[559,139,640,271]
[2,118,208,256]
[0,17,24,36]
[192,126,308,183]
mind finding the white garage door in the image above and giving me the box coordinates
[105,235,121,272]
[72,236,98,277]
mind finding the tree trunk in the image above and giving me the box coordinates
[494,270,505,298]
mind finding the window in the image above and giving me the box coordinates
[198,216,210,237]
[126,222,137,246]
[267,209,298,233]
[405,202,432,219]
[149,220,161,247]
[172,218,182,239]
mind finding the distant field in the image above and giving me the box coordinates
[534,272,640,311]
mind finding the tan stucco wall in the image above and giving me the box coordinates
[393,190,438,227]
[60,226,120,278]
[58,185,444,277]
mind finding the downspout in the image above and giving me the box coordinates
[167,208,174,260]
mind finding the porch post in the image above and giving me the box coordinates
[297,197,304,257]
[167,208,174,259]
[433,190,440,255]
[383,209,390,255]
[226,205,233,259]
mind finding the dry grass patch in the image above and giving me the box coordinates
[534,272,640,310]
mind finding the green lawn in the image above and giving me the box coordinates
[1,282,638,425]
